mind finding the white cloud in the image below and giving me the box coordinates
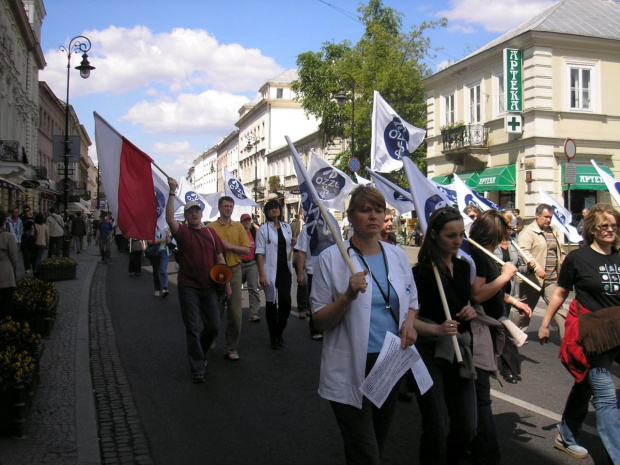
[40,25,284,98]
[121,90,248,135]
[447,24,477,35]
[152,141,201,180]
[436,60,454,71]
[437,0,558,34]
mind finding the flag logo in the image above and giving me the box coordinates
[227,178,248,200]
[184,191,205,211]
[154,186,166,219]
[615,182,620,196]
[312,168,347,202]
[384,117,410,161]
[300,181,336,257]
[393,191,408,202]
[424,194,452,220]
[553,206,568,225]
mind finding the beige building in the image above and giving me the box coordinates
[424,0,620,222]
[0,0,46,211]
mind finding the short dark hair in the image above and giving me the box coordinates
[346,186,386,217]
[35,212,45,224]
[535,204,553,216]
[418,206,464,277]
[263,199,283,221]
[469,209,510,248]
[49,207,56,214]
[218,196,234,207]
[513,209,520,215]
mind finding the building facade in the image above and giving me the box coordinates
[424,0,620,222]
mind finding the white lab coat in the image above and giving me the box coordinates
[255,221,294,302]
[311,240,418,408]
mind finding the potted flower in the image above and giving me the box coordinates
[12,279,58,337]
[36,257,77,282]
[440,121,466,133]
[0,317,44,438]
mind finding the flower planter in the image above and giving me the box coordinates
[37,264,76,282]
[0,341,43,438]
[26,292,59,338]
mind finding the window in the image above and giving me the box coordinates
[496,73,505,116]
[468,84,481,123]
[444,93,455,127]
[276,88,283,99]
[569,67,591,111]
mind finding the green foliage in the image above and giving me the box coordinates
[292,0,446,182]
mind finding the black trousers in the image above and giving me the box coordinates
[265,271,291,343]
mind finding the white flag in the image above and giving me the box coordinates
[538,189,581,243]
[307,150,355,212]
[152,168,182,233]
[355,172,371,186]
[365,169,415,215]
[591,159,620,208]
[453,174,502,214]
[223,167,258,207]
[177,177,214,223]
[371,91,426,173]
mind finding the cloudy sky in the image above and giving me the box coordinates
[39,0,558,179]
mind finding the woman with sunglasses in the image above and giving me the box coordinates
[311,186,418,464]
[469,209,531,465]
[412,206,477,465]
[538,204,620,462]
[256,199,295,349]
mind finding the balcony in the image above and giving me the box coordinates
[441,124,489,165]
[34,166,48,179]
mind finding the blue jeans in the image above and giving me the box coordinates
[589,350,620,463]
[178,286,220,375]
[148,251,169,291]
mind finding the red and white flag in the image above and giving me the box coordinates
[94,112,158,241]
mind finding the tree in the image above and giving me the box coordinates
[292,0,446,181]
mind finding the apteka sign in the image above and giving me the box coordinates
[503,49,523,113]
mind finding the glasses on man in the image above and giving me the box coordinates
[596,224,618,231]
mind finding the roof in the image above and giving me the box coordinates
[460,0,620,64]
[268,68,298,84]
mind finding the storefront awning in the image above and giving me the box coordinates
[561,164,613,190]
[0,177,22,191]
[475,165,516,192]
[431,171,480,187]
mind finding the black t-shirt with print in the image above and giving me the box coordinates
[558,246,620,312]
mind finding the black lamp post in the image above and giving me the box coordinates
[59,35,95,221]
[245,133,259,204]
[334,73,355,158]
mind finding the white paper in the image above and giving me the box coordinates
[360,332,433,408]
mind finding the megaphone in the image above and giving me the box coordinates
[210,264,233,284]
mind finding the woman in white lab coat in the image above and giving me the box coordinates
[311,185,419,465]
[256,199,295,349]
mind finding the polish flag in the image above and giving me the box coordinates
[94,112,157,241]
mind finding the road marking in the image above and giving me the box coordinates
[491,389,599,437]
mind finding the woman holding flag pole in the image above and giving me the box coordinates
[412,206,477,465]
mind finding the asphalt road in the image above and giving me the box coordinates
[104,248,618,465]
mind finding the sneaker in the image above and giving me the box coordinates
[298,311,308,319]
[248,315,260,322]
[154,291,161,297]
[192,373,205,384]
[210,340,216,350]
[225,353,240,361]
[312,333,324,340]
[554,434,588,459]
[204,359,209,368]
[161,289,169,298]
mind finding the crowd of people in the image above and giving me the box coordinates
[1,187,618,464]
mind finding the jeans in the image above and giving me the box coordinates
[34,245,46,270]
[73,235,84,253]
[589,350,620,463]
[148,251,169,291]
[559,380,591,445]
[48,236,63,258]
[178,286,220,375]
[241,260,260,318]
[414,343,477,465]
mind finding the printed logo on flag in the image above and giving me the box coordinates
[312,168,346,201]
[384,118,410,161]
[424,194,452,220]
[615,182,620,197]
[300,181,335,257]
[184,191,205,211]
[393,191,408,202]
[154,186,166,219]
[227,178,248,200]
[553,206,568,225]
[437,186,457,204]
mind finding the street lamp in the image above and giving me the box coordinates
[59,35,95,221]
[334,73,355,158]
[245,133,259,204]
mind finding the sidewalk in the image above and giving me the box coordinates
[0,245,100,465]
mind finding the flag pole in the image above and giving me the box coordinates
[469,237,541,292]
[285,136,356,274]
[364,167,413,202]
[432,264,463,363]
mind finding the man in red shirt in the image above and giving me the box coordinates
[166,177,228,383]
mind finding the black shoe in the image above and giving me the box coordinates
[277,336,284,348]
[192,373,205,384]
[502,372,518,384]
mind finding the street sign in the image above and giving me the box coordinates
[21,180,40,189]
[564,138,577,160]
[564,162,577,185]
[348,157,361,173]
[289,189,301,195]
[52,135,81,163]
[505,113,523,134]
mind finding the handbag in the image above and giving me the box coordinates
[129,239,144,252]
[577,303,620,355]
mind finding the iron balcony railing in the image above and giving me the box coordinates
[441,124,489,151]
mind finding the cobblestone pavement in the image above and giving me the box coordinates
[89,261,153,465]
